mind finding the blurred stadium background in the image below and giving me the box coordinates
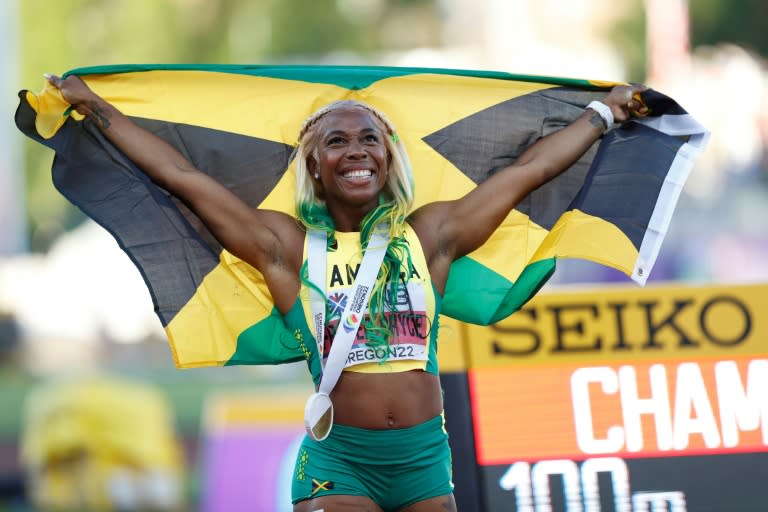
[1,0,766,510]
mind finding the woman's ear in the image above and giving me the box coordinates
[308,156,321,182]
[308,156,324,197]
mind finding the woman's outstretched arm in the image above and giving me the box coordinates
[47,74,304,309]
[410,84,648,290]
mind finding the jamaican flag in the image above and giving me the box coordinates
[15,65,708,368]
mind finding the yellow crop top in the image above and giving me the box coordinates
[283,223,441,386]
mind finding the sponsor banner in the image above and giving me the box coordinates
[480,452,768,512]
[470,356,768,465]
[465,283,765,369]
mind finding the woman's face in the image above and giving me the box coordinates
[310,107,390,211]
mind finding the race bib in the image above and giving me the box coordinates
[323,282,428,367]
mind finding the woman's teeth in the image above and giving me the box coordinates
[343,169,373,178]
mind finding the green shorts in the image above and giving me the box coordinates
[291,414,453,511]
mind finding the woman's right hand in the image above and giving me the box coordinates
[44,74,99,115]
[601,84,649,124]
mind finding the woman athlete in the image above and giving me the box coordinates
[48,73,645,512]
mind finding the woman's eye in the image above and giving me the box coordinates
[328,137,345,145]
[364,134,379,143]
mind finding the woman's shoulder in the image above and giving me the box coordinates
[405,207,442,259]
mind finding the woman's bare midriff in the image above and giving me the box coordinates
[330,369,443,429]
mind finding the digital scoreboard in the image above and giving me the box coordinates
[441,282,767,511]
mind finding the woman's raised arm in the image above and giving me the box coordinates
[410,84,647,290]
[47,74,304,308]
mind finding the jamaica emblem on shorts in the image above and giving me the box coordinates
[311,478,334,495]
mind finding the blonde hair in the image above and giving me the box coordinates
[293,100,419,354]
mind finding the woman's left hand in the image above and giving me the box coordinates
[602,84,649,123]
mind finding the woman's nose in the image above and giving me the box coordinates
[345,141,367,158]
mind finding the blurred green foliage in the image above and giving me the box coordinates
[612,0,768,83]
[0,367,305,441]
[611,0,648,84]
[17,0,439,252]
[16,0,768,252]
[690,0,768,57]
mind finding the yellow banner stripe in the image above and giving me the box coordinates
[465,282,766,369]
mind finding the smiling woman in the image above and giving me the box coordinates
[311,110,390,212]
[43,71,649,512]
[295,101,409,231]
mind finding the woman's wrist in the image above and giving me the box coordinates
[586,100,614,132]
[80,97,115,131]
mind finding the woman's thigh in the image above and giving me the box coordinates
[399,493,457,512]
[293,494,385,512]
[293,493,456,512]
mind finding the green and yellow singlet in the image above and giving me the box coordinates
[283,224,441,386]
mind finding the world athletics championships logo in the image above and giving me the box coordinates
[342,313,359,333]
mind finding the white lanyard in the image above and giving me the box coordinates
[304,224,389,441]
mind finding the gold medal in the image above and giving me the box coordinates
[304,392,334,441]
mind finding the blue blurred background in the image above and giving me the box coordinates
[0,0,766,510]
